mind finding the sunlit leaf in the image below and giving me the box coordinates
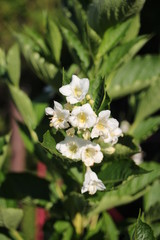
[9,84,37,129]
[7,44,20,86]
[0,208,23,229]
[108,55,160,99]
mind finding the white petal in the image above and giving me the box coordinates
[71,75,81,87]
[107,118,119,129]
[99,110,111,119]
[91,127,101,138]
[54,101,63,110]
[113,127,122,136]
[45,107,54,115]
[59,85,72,97]
[94,151,103,163]
[66,96,79,104]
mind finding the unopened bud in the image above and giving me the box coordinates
[86,94,91,101]
[77,129,82,135]
[82,130,91,140]
[104,146,115,154]
[66,127,75,137]
[64,103,73,111]
[89,99,94,106]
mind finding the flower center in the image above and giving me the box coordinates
[74,87,82,98]
[69,143,78,154]
[85,148,95,158]
[96,121,105,130]
[77,112,87,123]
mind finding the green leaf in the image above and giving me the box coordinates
[99,158,147,188]
[151,223,160,239]
[7,44,20,87]
[61,27,90,68]
[0,134,10,170]
[24,26,50,57]
[41,130,63,159]
[0,208,23,229]
[9,84,37,129]
[0,48,6,76]
[108,55,160,99]
[46,19,62,65]
[32,92,49,126]
[69,0,101,55]
[21,204,35,240]
[54,221,73,240]
[0,234,10,240]
[88,0,145,35]
[131,116,160,142]
[90,78,110,113]
[16,33,58,86]
[132,218,155,240]
[89,162,160,216]
[113,135,139,158]
[101,35,149,78]
[102,212,119,240]
[17,122,34,153]
[144,180,160,215]
[135,78,160,124]
[122,15,140,42]
[96,19,132,59]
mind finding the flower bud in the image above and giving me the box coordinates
[66,127,75,137]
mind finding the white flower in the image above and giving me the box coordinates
[45,101,70,130]
[81,168,106,195]
[56,136,84,160]
[69,103,96,129]
[91,110,111,138]
[81,142,103,167]
[102,118,122,145]
[91,110,122,145]
[59,75,89,104]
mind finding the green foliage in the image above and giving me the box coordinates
[9,84,37,130]
[0,208,23,229]
[1,1,160,239]
[90,162,160,215]
[0,49,6,76]
[61,26,90,69]
[46,18,62,65]
[131,116,160,142]
[99,158,147,187]
[96,19,132,59]
[7,44,20,87]
[132,217,155,240]
[0,134,10,171]
[88,0,145,34]
[135,78,160,124]
[108,55,160,99]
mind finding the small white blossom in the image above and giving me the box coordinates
[81,142,103,167]
[59,75,89,104]
[69,103,96,129]
[45,101,70,130]
[56,136,84,160]
[102,118,122,145]
[91,110,122,145]
[91,110,111,138]
[81,168,106,195]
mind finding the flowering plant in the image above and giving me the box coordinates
[0,0,160,239]
[46,75,122,195]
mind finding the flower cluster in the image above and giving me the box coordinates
[45,75,122,195]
